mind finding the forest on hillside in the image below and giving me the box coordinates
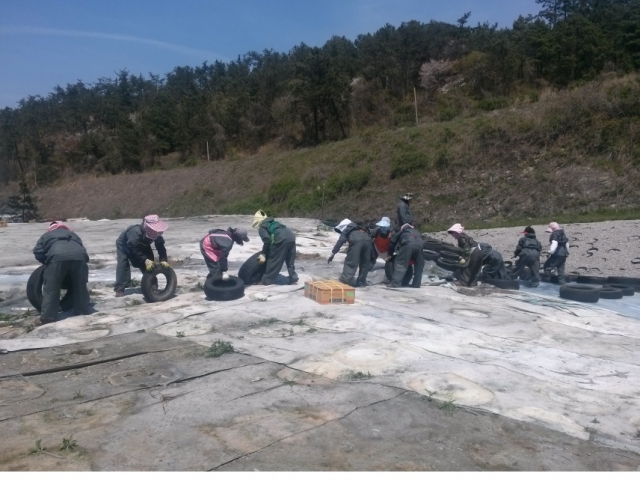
[1,0,639,186]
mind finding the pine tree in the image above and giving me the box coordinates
[7,176,39,222]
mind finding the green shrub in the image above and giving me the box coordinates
[390,152,429,179]
[268,178,300,204]
[326,168,371,198]
[476,98,509,111]
[435,150,450,170]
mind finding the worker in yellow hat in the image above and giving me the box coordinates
[252,210,298,285]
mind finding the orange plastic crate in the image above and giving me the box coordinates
[304,280,355,304]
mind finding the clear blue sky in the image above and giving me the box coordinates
[0,0,540,109]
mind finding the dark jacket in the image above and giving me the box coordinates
[258,217,295,255]
[332,223,370,254]
[549,229,569,258]
[33,228,89,265]
[116,224,167,267]
[397,198,413,227]
[457,233,478,258]
[200,229,235,261]
[388,226,423,255]
[514,234,542,259]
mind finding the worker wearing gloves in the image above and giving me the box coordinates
[328,219,372,287]
[447,223,483,287]
[480,243,508,280]
[543,222,569,285]
[200,227,249,280]
[396,193,414,228]
[511,226,542,287]
[252,210,298,285]
[114,215,169,297]
[32,221,90,325]
[370,216,393,262]
[387,223,424,288]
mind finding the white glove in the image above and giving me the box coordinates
[257,254,266,264]
[222,272,229,281]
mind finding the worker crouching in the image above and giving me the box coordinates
[200,227,249,280]
[253,210,298,285]
[114,215,169,297]
[32,221,90,325]
[328,219,371,287]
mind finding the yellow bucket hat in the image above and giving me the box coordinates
[252,210,267,228]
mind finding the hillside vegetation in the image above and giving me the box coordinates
[2,72,638,230]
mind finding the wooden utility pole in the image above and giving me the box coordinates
[414,87,418,125]
[206,141,210,162]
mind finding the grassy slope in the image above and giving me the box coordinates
[3,73,640,231]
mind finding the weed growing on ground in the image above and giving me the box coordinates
[346,370,372,381]
[205,340,234,358]
[73,391,84,400]
[314,312,331,319]
[24,323,35,333]
[438,399,457,412]
[128,299,143,306]
[291,318,306,326]
[176,331,185,338]
[29,439,45,455]
[253,317,282,326]
[190,282,204,292]
[306,328,317,333]
[283,378,297,387]
[60,435,77,452]
[423,390,438,402]
[130,279,140,288]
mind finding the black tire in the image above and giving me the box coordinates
[436,257,459,272]
[576,276,607,285]
[604,284,634,296]
[423,242,442,252]
[484,279,520,290]
[441,245,464,256]
[238,251,267,286]
[141,266,177,303]
[440,250,462,260]
[599,287,623,300]
[423,250,440,261]
[384,259,414,286]
[606,276,640,286]
[559,284,600,303]
[26,265,75,313]
[204,275,245,301]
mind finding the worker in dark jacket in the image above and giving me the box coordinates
[396,193,414,227]
[511,226,542,287]
[543,222,569,285]
[200,227,249,280]
[480,243,508,280]
[447,223,483,287]
[388,223,425,288]
[114,215,169,297]
[253,210,298,285]
[328,219,372,287]
[32,221,90,325]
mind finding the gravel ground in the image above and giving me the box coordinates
[424,219,640,278]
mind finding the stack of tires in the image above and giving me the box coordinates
[559,276,637,303]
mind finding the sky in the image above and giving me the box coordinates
[0,0,540,109]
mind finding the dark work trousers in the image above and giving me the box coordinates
[200,248,224,279]
[511,255,540,286]
[460,247,483,287]
[114,245,144,292]
[392,244,424,288]
[41,260,89,321]
[544,255,567,284]
[339,239,372,287]
[262,239,298,285]
[481,251,508,280]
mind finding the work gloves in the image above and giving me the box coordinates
[145,259,156,272]
[327,254,335,264]
[458,258,466,265]
[257,254,266,264]
[222,272,230,281]
[385,256,393,263]
[160,261,170,269]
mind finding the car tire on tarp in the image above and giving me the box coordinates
[599,286,624,299]
[604,283,634,296]
[559,284,600,303]
[606,276,640,292]
[483,278,520,290]
[435,257,459,272]
[204,275,245,301]
[423,242,442,252]
[26,265,75,313]
[576,275,607,285]
[423,250,439,261]
[238,251,267,286]
[141,266,177,303]
[384,258,414,286]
